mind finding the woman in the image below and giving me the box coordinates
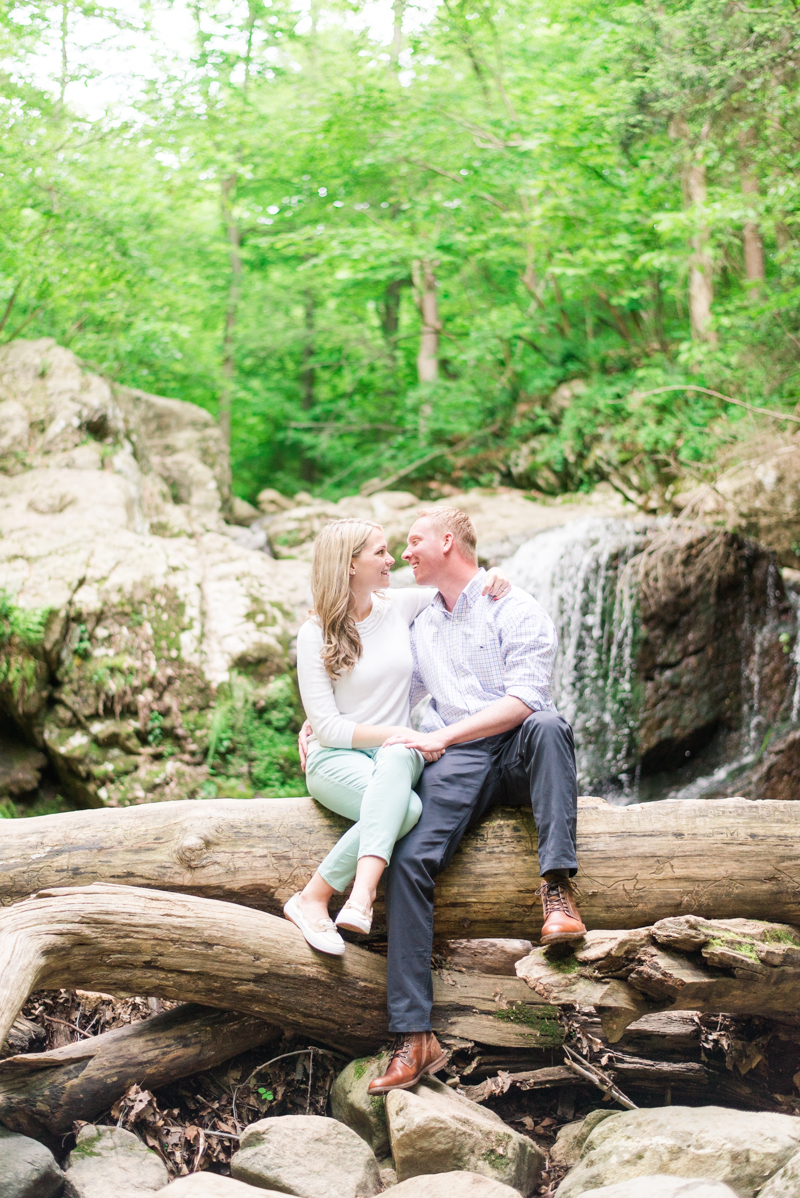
[284,518,510,955]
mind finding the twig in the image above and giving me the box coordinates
[635,384,800,426]
[563,1046,637,1110]
[43,1015,94,1040]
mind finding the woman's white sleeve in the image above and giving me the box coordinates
[390,586,437,626]
[296,624,355,749]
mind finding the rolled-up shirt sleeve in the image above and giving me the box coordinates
[501,605,558,712]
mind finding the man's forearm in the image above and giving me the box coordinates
[439,696,532,747]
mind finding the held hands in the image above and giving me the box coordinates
[482,566,511,601]
[383,728,449,761]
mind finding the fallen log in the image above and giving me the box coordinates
[516,914,800,1043]
[0,883,560,1059]
[0,1004,280,1145]
[2,796,800,937]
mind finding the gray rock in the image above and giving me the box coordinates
[386,1076,543,1195]
[0,1125,64,1198]
[330,1052,392,1157]
[551,1112,621,1169]
[390,1172,524,1197]
[154,1175,284,1196]
[556,1106,800,1198]
[760,1147,800,1198]
[63,1124,168,1197]
[231,1113,381,1198]
[580,1180,739,1198]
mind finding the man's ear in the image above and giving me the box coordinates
[441,531,455,556]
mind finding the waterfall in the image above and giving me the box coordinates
[503,516,651,797]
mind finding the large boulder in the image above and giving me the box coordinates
[230,1113,381,1198]
[551,1112,621,1170]
[63,1123,168,1196]
[385,1076,543,1196]
[154,1175,283,1196]
[330,1051,392,1158]
[0,1125,64,1198]
[0,340,308,809]
[579,1180,739,1198]
[390,1173,524,1197]
[555,1106,800,1198]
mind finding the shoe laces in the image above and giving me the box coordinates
[390,1036,414,1067]
[535,879,579,916]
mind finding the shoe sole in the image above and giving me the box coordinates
[540,929,586,945]
[283,901,346,957]
[335,916,372,934]
[367,1053,448,1095]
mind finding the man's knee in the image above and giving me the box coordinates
[519,709,574,752]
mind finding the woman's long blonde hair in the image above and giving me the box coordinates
[310,518,382,679]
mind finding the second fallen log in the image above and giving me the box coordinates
[0,883,560,1059]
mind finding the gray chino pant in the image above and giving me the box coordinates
[384,709,578,1033]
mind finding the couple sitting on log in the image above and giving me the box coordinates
[286,507,585,1094]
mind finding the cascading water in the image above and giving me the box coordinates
[502,516,651,797]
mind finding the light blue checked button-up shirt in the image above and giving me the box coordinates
[409,568,558,732]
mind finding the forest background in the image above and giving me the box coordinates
[2,0,800,507]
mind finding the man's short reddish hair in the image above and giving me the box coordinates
[415,506,478,564]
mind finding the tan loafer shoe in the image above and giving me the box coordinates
[367,1032,447,1095]
[335,899,372,934]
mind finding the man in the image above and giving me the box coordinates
[366,506,584,1094]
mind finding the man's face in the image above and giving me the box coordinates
[402,517,447,586]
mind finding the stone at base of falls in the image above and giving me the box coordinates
[578,1180,739,1198]
[0,1125,65,1198]
[230,1114,382,1198]
[550,1111,622,1170]
[63,1124,168,1197]
[153,1175,284,1196]
[390,1173,524,1197]
[385,1076,543,1196]
[759,1148,800,1198]
[330,1051,392,1159]
[554,1107,800,1198]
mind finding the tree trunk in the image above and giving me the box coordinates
[219,173,242,446]
[379,278,409,346]
[0,884,557,1059]
[671,118,716,345]
[300,292,316,484]
[391,0,405,65]
[413,259,439,383]
[739,131,765,293]
[517,914,800,1043]
[0,1004,279,1146]
[2,797,800,937]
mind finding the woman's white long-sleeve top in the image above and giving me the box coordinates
[296,588,435,750]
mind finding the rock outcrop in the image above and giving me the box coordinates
[230,1114,381,1198]
[555,1106,800,1198]
[0,340,308,808]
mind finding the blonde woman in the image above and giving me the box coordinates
[284,518,510,955]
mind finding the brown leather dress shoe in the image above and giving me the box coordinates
[537,878,586,945]
[367,1032,448,1095]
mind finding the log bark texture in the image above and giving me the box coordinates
[0,1004,279,1144]
[0,884,557,1059]
[2,796,800,937]
[517,914,800,1042]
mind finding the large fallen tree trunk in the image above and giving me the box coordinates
[0,1004,280,1146]
[0,884,559,1059]
[2,796,799,937]
[516,914,800,1042]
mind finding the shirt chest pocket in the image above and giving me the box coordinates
[455,626,500,686]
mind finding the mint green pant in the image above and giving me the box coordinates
[306,743,425,893]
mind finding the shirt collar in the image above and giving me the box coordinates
[433,569,487,615]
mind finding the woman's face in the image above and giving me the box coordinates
[351,527,394,592]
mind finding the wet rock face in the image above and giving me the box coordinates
[0,339,309,809]
[505,518,796,794]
